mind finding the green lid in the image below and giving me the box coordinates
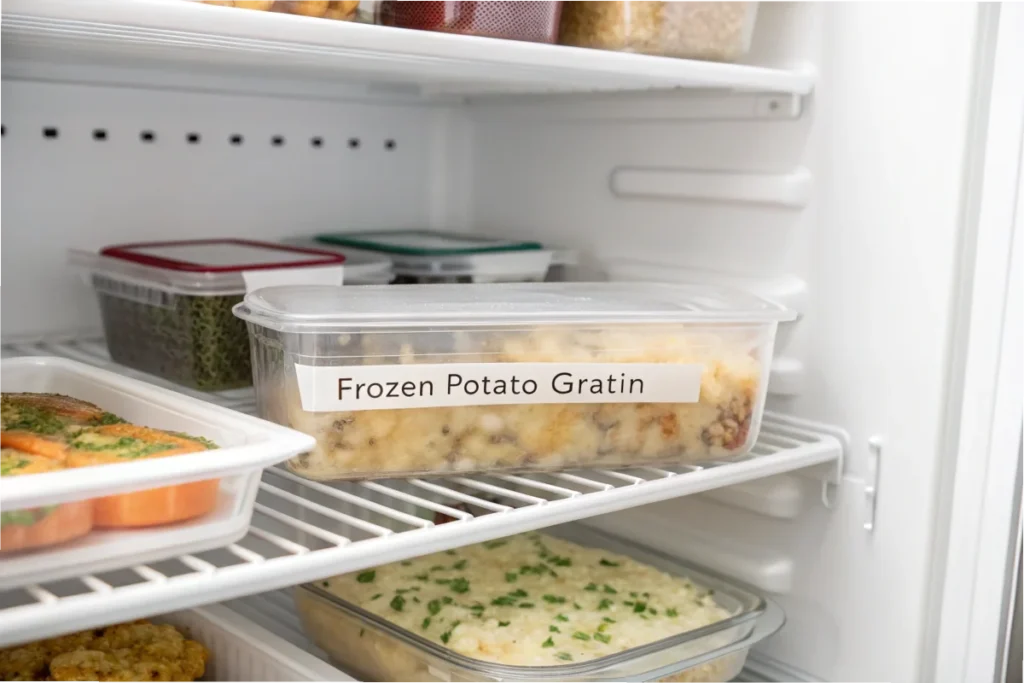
[313,230,544,257]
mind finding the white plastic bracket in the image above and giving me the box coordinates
[864,436,883,532]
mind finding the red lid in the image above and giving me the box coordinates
[100,239,345,273]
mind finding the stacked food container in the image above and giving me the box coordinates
[3,222,794,679]
[198,1,761,62]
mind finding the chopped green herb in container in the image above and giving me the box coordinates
[294,527,779,681]
[70,240,346,391]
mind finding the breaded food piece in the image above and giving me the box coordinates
[0,621,208,682]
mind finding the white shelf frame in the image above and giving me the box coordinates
[1,0,816,99]
[0,336,844,647]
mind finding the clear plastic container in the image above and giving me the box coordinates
[280,238,395,285]
[233,282,794,480]
[311,230,565,284]
[293,525,785,681]
[558,2,758,62]
[70,239,346,392]
[377,1,563,44]
[199,1,362,22]
[0,356,314,587]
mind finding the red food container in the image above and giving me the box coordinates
[377,1,563,44]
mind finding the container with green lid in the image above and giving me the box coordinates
[311,229,570,284]
[71,239,346,392]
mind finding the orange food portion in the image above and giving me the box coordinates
[3,393,108,422]
[0,431,69,460]
[0,499,93,553]
[65,424,206,468]
[64,424,218,528]
[92,479,219,528]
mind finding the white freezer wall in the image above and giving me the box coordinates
[0,81,443,337]
[459,4,985,682]
[0,3,996,683]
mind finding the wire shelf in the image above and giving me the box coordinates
[0,336,843,646]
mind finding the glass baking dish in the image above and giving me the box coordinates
[233,282,795,480]
[293,525,785,681]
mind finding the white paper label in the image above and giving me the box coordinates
[242,264,345,293]
[293,362,702,412]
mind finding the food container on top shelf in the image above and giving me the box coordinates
[294,525,785,682]
[376,1,563,44]
[199,1,363,22]
[310,229,572,284]
[70,239,347,392]
[558,2,758,62]
[281,238,395,285]
[233,282,795,481]
[0,356,314,588]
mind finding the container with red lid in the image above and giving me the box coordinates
[70,239,346,392]
[376,1,563,44]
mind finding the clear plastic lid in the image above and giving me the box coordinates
[233,282,796,332]
[313,230,559,279]
[280,238,394,284]
[70,239,347,296]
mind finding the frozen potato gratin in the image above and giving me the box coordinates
[0,621,208,681]
[296,532,744,681]
[282,326,764,480]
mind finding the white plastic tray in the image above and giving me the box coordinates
[161,604,349,682]
[0,356,315,588]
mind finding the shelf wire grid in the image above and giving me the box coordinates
[0,336,843,646]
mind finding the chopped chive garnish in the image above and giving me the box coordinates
[599,558,619,567]
[634,602,647,613]
[428,599,442,615]
[505,572,518,583]
[498,621,511,627]
[543,595,566,604]
[440,620,461,644]
[390,595,405,612]
[321,581,329,587]
[550,625,561,633]
[594,632,611,644]
[400,561,412,566]
[623,601,634,606]
[413,596,421,604]
[603,584,617,594]
[555,614,569,622]
[445,550,457,556]
[491,595,517,606]
[510,589,528,598]
[666,608,679,617]
[550,556,572,567]
[435,579,452,585]
[597,622,609,633]
[359,629,365,637]
[452,559,467,570]
[450,578,470,594]
[370,593,382,601]
[442,596,453,604]
[584,583,598,592]
[414,574,429,581]
[484,540,507,549]
[356,570,376,583]
[518,602,535,608]
[649,607,658,615]
[629,592,638,598]
[542,637,555,648]
[597,599,613,610]
[602,617,616,623]
[572,631,590,641]
[430,565,445,572]
[573,602,582,610]
[556,652,573,661]
[422,617,431,629]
